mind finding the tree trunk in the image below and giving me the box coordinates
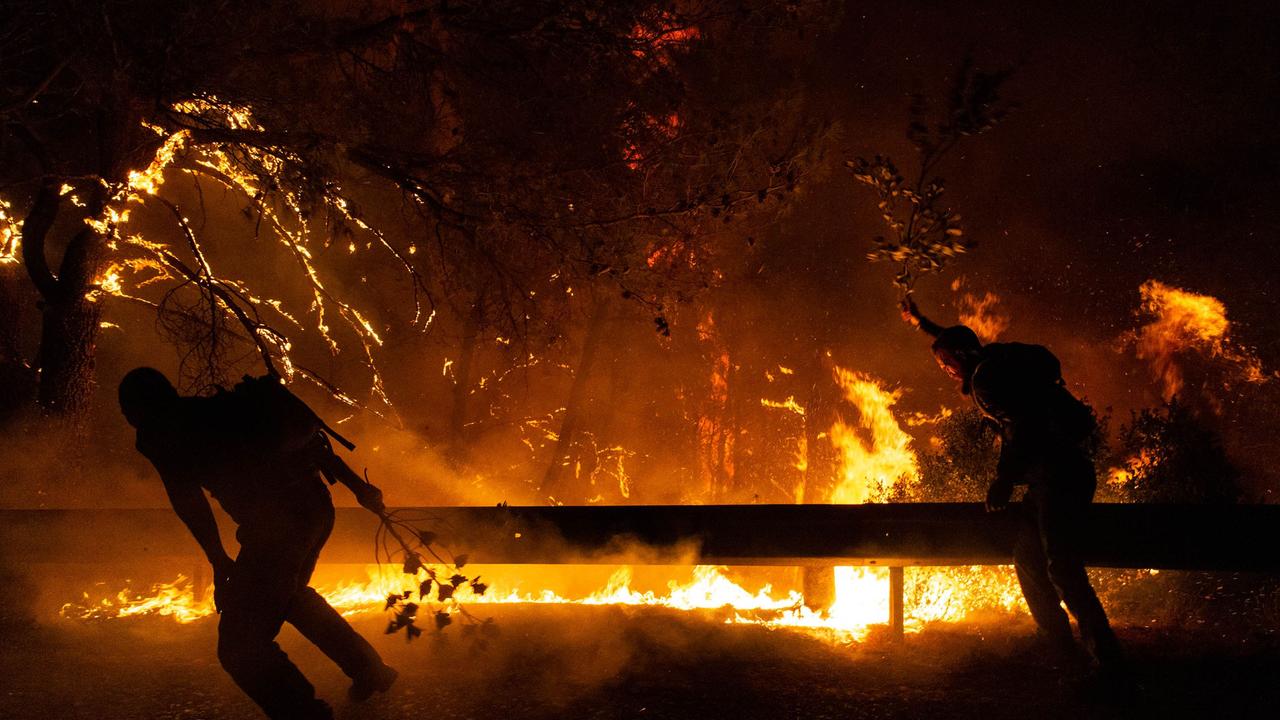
[801,351,837,611]
[35,291,102,418]
[539,296,608,499]
[447,300,481,467]
[22,100,132,423]
[0,268,36,422]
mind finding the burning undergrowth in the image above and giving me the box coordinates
[24,278,1280,648]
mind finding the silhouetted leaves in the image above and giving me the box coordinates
[377,511,488,640]
[848,57,1011,294]
[402,552,422,575]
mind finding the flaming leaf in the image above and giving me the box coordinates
[453,554,469,569]
[418,579,433,600]
[450,574,467,587]
[437,584,455,601]
[384,593,400,610]
[471,580,489,596]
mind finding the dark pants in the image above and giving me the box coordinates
[1012,463,1123,668]
[217,482,384,719]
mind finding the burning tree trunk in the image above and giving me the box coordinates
[447,298,484,467]
[540,296,609,499]
[20,182,110,421]
[800,350,839,610]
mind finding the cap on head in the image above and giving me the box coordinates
[118,367,178,428]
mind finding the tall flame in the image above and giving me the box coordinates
[829,367,918,503]
[1130,279,1266,401]
[951,277,1009,343]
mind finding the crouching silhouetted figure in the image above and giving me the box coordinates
[119,368,397,719]
[901,299,1124,675]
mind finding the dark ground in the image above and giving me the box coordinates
[2,607,1278,720]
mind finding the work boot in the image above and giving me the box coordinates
[1030,629,1084,670]
[349,663,398,702]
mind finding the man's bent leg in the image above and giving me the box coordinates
[1014,497,1073,646]
[222,506,334,720]
[288,586,386,680]
[1039,493,1123,668]
[218,601,332,719]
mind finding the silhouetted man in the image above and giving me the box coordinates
[902,298,1124,674]
[119,367,397,720]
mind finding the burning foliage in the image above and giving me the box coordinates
[1127,279,1269,404]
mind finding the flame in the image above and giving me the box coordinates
[63,563,1021,642]
[951,278,1009,343]
[829,367,917,504]
[0,198,21,266]
[1130,279,1266,401]
[64,365,1026,643]
[1107,447,1157,489]
[760,396,806,416]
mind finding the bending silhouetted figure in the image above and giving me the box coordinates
[902,298,1124,674]
[119,368,397,720]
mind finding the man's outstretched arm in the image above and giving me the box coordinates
[900,295,947,338]
[161,477,233,576]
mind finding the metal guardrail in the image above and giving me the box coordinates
[4,503,1279,568]
[5,503,1278,637]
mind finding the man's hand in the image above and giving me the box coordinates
[985,480,1014,512]
[353,481,385,514]
[900,296,921,328]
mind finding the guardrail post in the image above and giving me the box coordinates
[888,565,904,641]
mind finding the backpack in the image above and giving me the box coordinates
[221,374,356,460]
[973,343,1096,445]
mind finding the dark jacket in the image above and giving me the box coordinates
[969,342,1096,488]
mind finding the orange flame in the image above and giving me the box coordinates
[951,278,1009,343]
[1130,279,1266,401]
[65,366,1028,642]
